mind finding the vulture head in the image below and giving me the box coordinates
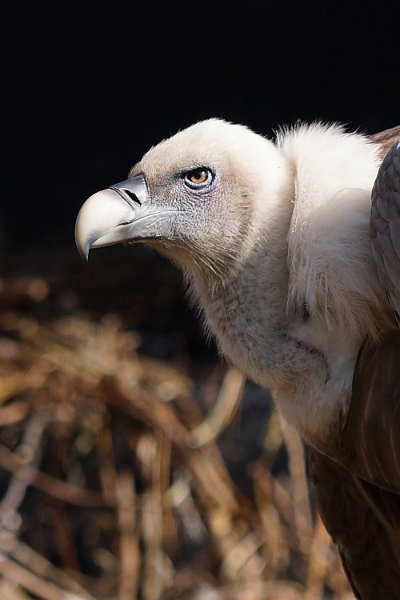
[75,120,289,283]
[76,120,400,597]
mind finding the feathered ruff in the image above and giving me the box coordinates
[277,122,393,339]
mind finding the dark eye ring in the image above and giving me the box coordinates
[183,167,213,189]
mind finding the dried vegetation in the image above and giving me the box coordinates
[0,245,352,599]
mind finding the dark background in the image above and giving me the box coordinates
[4,1,400,246]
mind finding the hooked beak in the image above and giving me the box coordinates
[75,174,151,259]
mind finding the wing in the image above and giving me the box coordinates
[310,448,400,599]
[370,137,400,317]
[337,330,400,493]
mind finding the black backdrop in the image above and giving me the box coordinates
[4,0,400,245]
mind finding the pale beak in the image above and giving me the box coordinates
[75,174,149,259]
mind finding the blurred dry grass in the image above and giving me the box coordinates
[0,248,353,599]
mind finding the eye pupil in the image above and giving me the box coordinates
[190,170,206,183]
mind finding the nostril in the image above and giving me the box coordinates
[123,189,142,206]
[117,219,134,227]
[109,175,148,207]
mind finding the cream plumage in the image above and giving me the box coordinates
[75,120,400,598]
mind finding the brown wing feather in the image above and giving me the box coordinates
[369,125,400,158]
[370,136,400,317]
[310,449,400,599]
[340,331,400,493]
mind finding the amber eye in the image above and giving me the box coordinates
[184,167,213,189]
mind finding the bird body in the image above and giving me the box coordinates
[75,119,400,598]
[118,121,390,443]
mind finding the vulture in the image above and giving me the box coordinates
[75,119,400,598]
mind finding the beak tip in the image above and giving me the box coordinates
[74,229,88,261]
[81,246,90,262]
[75,233,91,262]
